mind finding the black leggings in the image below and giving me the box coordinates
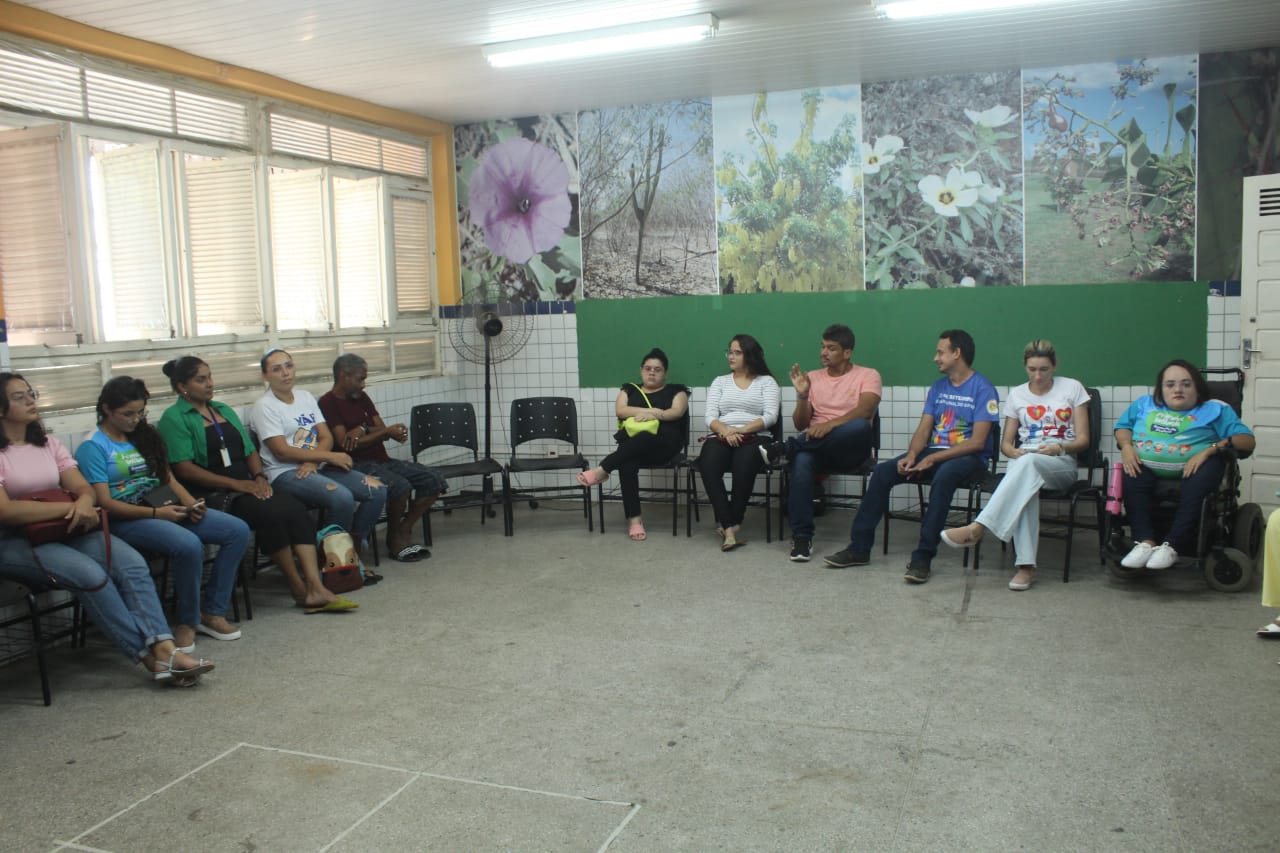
[697,439,764,529]
[224,489,316,554]
[601,432,683,518]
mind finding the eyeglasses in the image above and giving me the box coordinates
[642,366,665,373]
[116,408,147,422]
[7,389,39,403]
[268,361,295,374]
[725,349,744,357]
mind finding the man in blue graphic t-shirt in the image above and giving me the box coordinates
[823,329,999,584]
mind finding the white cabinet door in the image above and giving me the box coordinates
[1240,174,1280,514]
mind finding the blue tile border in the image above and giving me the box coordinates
[1208,280,1241,297]
[0,317,6,343]
[439,300,576,319]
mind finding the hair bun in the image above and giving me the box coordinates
[161,359,177,378]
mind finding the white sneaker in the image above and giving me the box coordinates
[1121,542,1155,568]
[1146,542,1178,570]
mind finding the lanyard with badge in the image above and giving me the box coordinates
[203,409,234,468]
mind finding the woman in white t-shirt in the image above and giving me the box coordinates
[940,340,1090,590]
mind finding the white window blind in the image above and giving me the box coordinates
[0,46,83,116]
[86,69,173,135]
[175,90,250,146]
[269,168,330,330]
[391,194,434,314]
[89,140,171,341]
[394,338,437,374]
[344,340,392,374]
[383,139,430,180]
[183,155,263,335]
[333,176,385,328]
[0,128,75,342]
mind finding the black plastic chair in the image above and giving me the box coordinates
[410,403,506,545]
[685,406,785,542]
[502,397,592,536]
[972,387,1106,582]
[596,411,690,537]
[0,576,84,706]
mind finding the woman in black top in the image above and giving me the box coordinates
[576,348,688,541]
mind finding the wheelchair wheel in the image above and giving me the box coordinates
[1230,503,1264,562]
[1205,547,1253,593]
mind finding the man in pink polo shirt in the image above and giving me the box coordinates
[761,324,880,562]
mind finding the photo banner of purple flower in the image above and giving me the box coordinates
[469,137,572,265]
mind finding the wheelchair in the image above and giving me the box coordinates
[1102,368,1265,591]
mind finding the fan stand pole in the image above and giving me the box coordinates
[482,330,496,514]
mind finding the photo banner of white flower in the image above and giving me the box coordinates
[455,114,582,301]
[714,87,864,293]
[1023,56,1198,284]
[578,100,716,299]
[863,71,1024,288]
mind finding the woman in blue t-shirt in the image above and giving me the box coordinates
[1114,359,1255,570]
[76,377,251,652]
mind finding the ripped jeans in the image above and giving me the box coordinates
[272,466,388,545]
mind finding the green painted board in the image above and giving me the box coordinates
[576,282,1208,388]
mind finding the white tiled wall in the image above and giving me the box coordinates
[415,291,1244,515]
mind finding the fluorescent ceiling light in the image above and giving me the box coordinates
[878,0,1060,19]
[483,13,718,68]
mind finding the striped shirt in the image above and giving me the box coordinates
[705,374,781,430]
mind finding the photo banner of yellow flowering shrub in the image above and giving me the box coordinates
[714,87,864,293]
[863,71,1024,288]
[455,114,582,301]
[1023,56,1197,283]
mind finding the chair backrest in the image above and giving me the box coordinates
[411,403,480,461]
[510,397,580,452]
[1079,387,1105,473]
[1200,367,1245,416]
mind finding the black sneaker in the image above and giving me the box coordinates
[823,549,870,569]
[759,441,786,466]
[903,562,932,584]
[789,537,812,562]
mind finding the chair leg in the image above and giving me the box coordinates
[596,482,605,534]
[26,591,52,706]
[502,472,514,536]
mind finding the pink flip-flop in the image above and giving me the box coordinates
[628,521,647,541]
[576,469,607,487]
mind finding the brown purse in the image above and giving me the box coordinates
[19,489,111,592]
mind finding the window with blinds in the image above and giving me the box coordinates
[0,35,440,414]
[0,126,75,344]
[88,139,171,341]
[182,154,264,335]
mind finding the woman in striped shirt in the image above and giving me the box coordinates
[700,334,781,551]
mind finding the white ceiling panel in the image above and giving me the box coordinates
[11,0,1280,124]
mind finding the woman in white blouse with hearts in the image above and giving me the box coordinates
[940,340,1090,590]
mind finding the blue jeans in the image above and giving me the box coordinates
[355,458,446,501]
[787,418,874,539]
[1121,456,1227,553]
[847,449,987,566]
[0,528,170,662]
[112,510,251,624]
[272,467,388,544]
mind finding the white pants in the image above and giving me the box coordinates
[1262,508,1280,609]
[975,453,1078,566]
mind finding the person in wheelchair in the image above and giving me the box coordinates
[1115,359,1255,570]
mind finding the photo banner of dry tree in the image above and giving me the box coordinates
[578,100,716,298]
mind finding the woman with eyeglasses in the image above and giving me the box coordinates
[0,373,213,687]
[940,340,1090,590]
[1111,358,1254,571]
[576,348,688,541]
[698,334,780,551]
[156,356,357,614]
[248,348,388,572]
[75,377,250,650]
